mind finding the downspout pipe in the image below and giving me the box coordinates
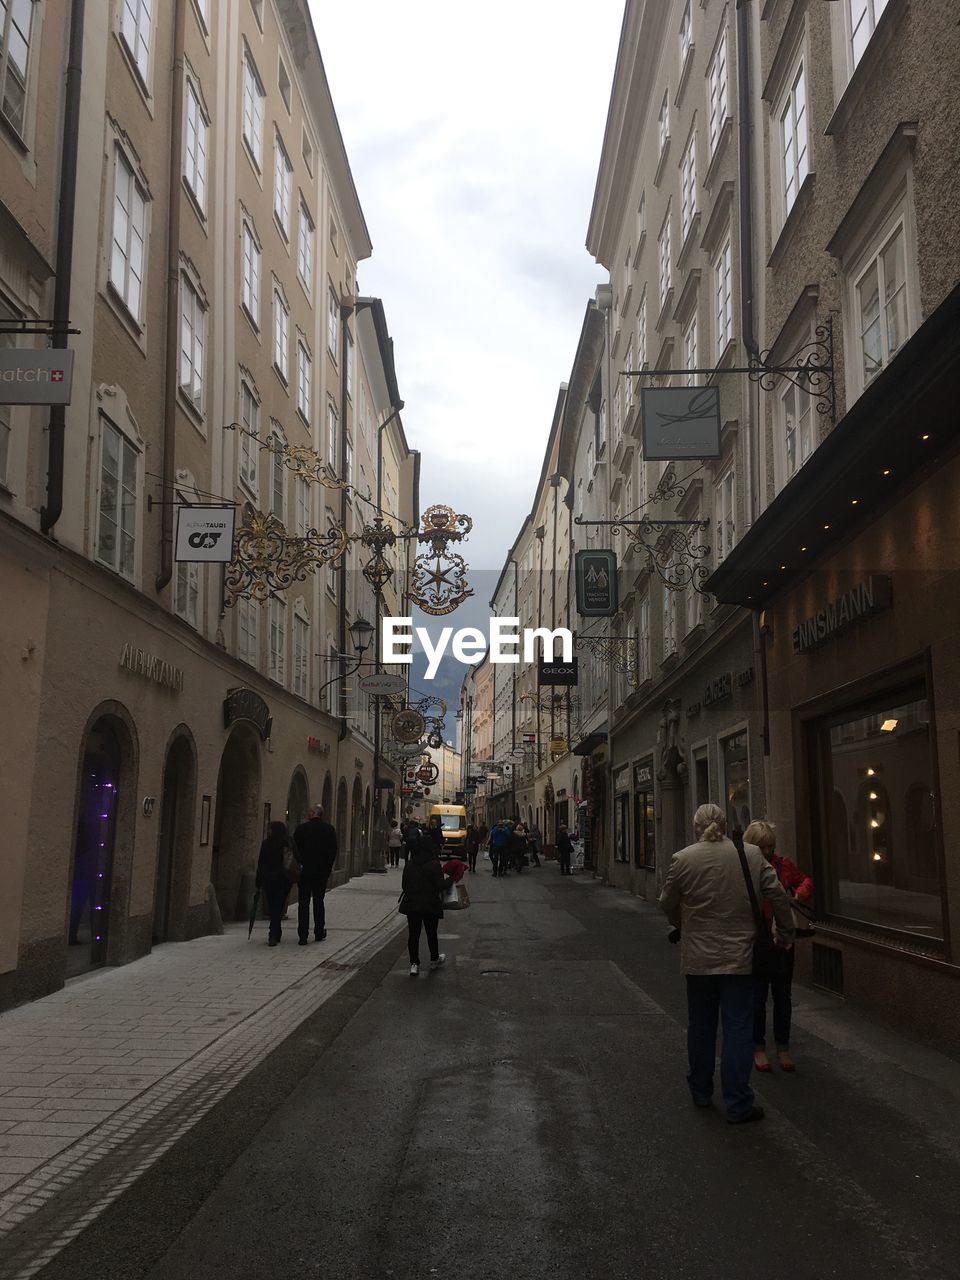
[41,0,85,535]
[736,0,757,358]
[337,298,353,743]
[156,0,188,590]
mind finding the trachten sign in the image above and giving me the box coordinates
[0,349,75,405]
[792,576,892,654]
[640,385,721,461]
[119,644,184,692]
[175,506,236,563]
[575,549,619,617]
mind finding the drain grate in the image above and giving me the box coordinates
[480,969,511,977]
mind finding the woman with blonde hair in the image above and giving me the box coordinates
[660,803,795,1123]
[743,819,814,1074]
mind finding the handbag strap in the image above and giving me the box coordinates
[734,833,767,936]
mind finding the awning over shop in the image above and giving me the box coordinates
[573,728,608,756]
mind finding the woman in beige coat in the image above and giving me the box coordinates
[660,804,794,1123]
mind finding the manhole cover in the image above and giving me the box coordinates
[480,969,511,977]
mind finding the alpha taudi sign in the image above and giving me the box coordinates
[175,505,237,563]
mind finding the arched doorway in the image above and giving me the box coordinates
[286,767,310,831]
[68,719,124,977]
[336,777,348,866]
[321,771,333,822]
[154,733,196,944]
[212,726,262,921]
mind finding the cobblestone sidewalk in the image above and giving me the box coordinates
[0,873,404,1275]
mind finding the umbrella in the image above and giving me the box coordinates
[247,885,261,940]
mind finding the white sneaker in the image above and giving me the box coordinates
[430,954,446,970]
[409,963,419,976]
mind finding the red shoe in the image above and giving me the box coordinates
[777,1051,796,1072]
[753,1051,773,1073]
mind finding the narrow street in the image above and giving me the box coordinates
[5,867,957,1280]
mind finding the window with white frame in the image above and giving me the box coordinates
[638,594,651,684]
[120,0,152,85]
[274,133,292,237]
[179,274,205,411]
[297,339,311,421]
[301,128,313,175]
[324,509,337,596]
[241,48,264,167]
[345,435,354,488]
[658,91,669,157]
[680,131,697,241]
[294,475,310,537]
[269,597,286,683]
[597,399,606,455]
[0,304,15,485]
[0,0,34,135]
[716,466,736,562]
[683,315,698,385]
[708,29,728,155]
[326,402,338,469]
[327,287,338,358]
[184,79,207,212]
[852,214,910,389]
[658,206,672,307]
[237,595,258,666]
[637,296,647,368]
[273,286,288,380]
[637,192,646,245]
[685,576,702,634]
[345,328,354,398]
[624,342,634,409]
[849,0,890,69]
[270,427,285,519]
[715,237,732,354]
[297,200,314,291]
[239,381,259,491]
[613,380,622,448]
[293,613,309,699]
[96,418,138,580]
[241,221,260,325]
[662,587,677,659]
[679,0,692,71]
[779,59,809,219]
[278,56,291,113]
[176,559,200,629]
[193,0,208,27]
[781,375,813,481]
[110,148,147,322]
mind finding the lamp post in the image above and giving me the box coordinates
[318,615,374,706]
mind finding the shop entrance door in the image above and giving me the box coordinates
[67,721,121,978]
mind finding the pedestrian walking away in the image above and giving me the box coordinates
[488,820,512,876]
[556,822,573,876]
[465,822,481,873]
[255,821,296,945]
[293,804,338,944]
[387,820,404,868]
[528,823,543,867]
[744,819,814,1074]
[399,834,447,975]
[659,803,794,1124]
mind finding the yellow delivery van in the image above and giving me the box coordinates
[430,804,468,851]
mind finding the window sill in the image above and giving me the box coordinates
[768,171,815,271]
[273,213,291,246]
[238,475,259,503]
[677,213,701,271]
[273,363,289,391]
[812,918,949,972]
[177,387,207,436]
[656,288,675,333]
[654,138,671,188]
[241,136,263,183]
[240,304,261,339]
[675,46,695,107]
[104,282,146,349]
[117,33,154,116]
[632,230,646,270]
[703,118,733,189]
[183,179,207,229]
[0,111,28,155]
[825,0,906,138]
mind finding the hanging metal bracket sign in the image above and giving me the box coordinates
[0,349,75,405]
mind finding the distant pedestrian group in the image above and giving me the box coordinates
[255,804,338,947]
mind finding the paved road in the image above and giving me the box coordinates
[31,869,960,1280]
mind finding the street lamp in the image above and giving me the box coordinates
[318,615,374,705]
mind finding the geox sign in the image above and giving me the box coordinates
[792,576,892,654]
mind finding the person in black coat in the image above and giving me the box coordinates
[465,824,480,874]
[256,821,295,945]
[556,823,574,876]
[399,836,447,976]
[292,805,338,944]
[426,814,445,852]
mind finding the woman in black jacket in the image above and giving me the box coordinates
[256,821,295,946]
[400,836,447,976]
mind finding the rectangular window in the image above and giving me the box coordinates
[345,328,354,398]
[238,596,258,666]
[302,128,314,174]
[175,560,199,629]
[683,315,698,385]
[293,614,309,699]
[270,430,285,519]
[658,91,669,156]
[658,208,672,307]
[278,56,291,112]
[273,287,288,380]
[637,296,647,368]
[854,220,908,387]
[662,589,677,659]
[637,595,651,684]
[721,730,751,833]
[680,132,697,241]
[110,149,147,321]
[624,342,634,408]
[849,0,890,68]
[327,288,339,359]
[326,403,338,470]
[297,201,314,291]
[637,192,646,244]
[1,0,34,134]
[715,238,732,354]
[121,0,152,84]
[242,49,264,167]
[274,134,292,237]
[297,340,311,421]
[179,275,205,411]
[813,683,943,943]
[679,0,692,70]
[97,419,138,580]
[345,435,354,488]
[779,61,809,218]
[295,475,310,537]
[184,80,207,211]
[708,30,728,155]
[781,376,813,480]
[239,381,259,491]
[241,223,260,325]
[269,597,285,683]
[716,466,736,562]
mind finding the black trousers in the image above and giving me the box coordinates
[389,845,401,866]
[558,850,571,875]
[263,877,291,941]
[406,912,440,964]
[467,847,479,872]
[753,949,795,1049]
[298,871,329,940]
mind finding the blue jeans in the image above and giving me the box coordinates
[685,974,756,1119]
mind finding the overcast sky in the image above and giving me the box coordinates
[311,0,622,571]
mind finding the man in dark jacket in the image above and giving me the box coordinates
[399,835,447,975]
[556,823,573,876]
[293,805,338,944]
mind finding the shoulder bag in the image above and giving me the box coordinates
[734,835,788,982]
